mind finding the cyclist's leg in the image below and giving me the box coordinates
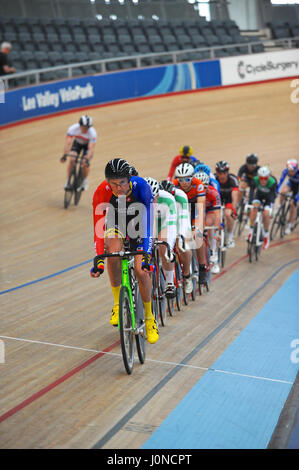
[262,205,272,249]
[238,179,248,204]
[247,201,259,241]
[225,204,235,247]
[104,227,124,325]
[286,183,299,232]
[134,255,159,343]
[206,210,220,273]
[158,227,176,298]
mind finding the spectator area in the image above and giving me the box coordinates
[1,16,297,85]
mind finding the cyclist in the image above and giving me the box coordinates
[159,180,193,294]
[144,177,178,299]
[194,162,221,193]
[90,158,159,344]
[237,154,260,204]
[196,171,221,274]
[215,161,239,248]
[247,166,277,249]
[276,159,299,235]
[173,163,207,284]
[60,115,97,191]
[167,145,197,181]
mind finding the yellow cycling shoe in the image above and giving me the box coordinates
[110,305,119,326]
[145,316,159,344]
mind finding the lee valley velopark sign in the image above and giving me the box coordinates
[220,49,299,85]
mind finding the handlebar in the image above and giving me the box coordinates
[153,240,172,259]
[93,250,148,273]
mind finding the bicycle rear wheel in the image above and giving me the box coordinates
[134,283,146,365]
[174,260,183,311]
[158,267,167,326]
[191,252,198,300]
[64,169,76,209]
[119,286,134,375]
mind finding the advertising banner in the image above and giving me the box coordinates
[220,49,299,85]
[0,60,221,127]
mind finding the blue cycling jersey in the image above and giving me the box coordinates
[277,168,299,192]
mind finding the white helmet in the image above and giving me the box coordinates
[258,166,270,178]
[144,177,160,198]
[195,171,210,186]
[286,159,298,171]
[175,163,194,178]
[79,115,93,127]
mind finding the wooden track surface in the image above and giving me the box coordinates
[0,79,299,449]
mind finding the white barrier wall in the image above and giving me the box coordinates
[220,49,299,85]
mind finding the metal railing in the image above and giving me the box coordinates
[2,36,299,90]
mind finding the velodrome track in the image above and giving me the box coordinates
[0,78,299,449]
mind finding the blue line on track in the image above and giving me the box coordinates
[0,259,93,295]
[142,266,299,449]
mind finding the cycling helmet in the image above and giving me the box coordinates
[175,163,195,178]
[159,179,175,194]
[105,158,131,179]
[129,166,139,176]
[194,163,211,175]
[144,177,160,198]
[79,115,93,127]
[215,160,230,172]
[286,159,298,171]
[257,166,270,178]
[246,154,258,165]
[179,145,193,157]
[195,171,210,186]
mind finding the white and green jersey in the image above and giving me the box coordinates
[173,187,191,239]
[155,189,177,249]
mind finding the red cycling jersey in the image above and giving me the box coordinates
[173,177,205,224]
[205,184,221,212]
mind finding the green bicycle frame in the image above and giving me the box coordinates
[119,257,136,330]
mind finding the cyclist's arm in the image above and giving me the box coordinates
[85,141,96,161]
[158,193,177,250]
[92,181,112,255]
[137,178,154,255]
[276,169,287,193]
[167,156,180,181]
[63,135,74,155]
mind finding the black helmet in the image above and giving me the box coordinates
[105,158,131,179]
[215,160,229,172]
[129,166,139,176]
[246,154,258,165]
[159,179,175,194]
[79,115,92,127]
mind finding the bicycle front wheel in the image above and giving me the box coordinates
[119,286,134,375]
[64,169,75,209]
[270,206,282,241]
[74,166,84,206]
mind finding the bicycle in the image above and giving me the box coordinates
[270,193,296,241]
[247,204,264,263]
[218,206,228,269]
[93,246,147,375]
[62,152,88,209]
[173,235,188,310]
[235,189,250,237]
[150,240,172,327]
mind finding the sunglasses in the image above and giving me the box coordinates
[258,176,269,181]
[178,177,192,183]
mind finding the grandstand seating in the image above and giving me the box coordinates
[1,16,296,85]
